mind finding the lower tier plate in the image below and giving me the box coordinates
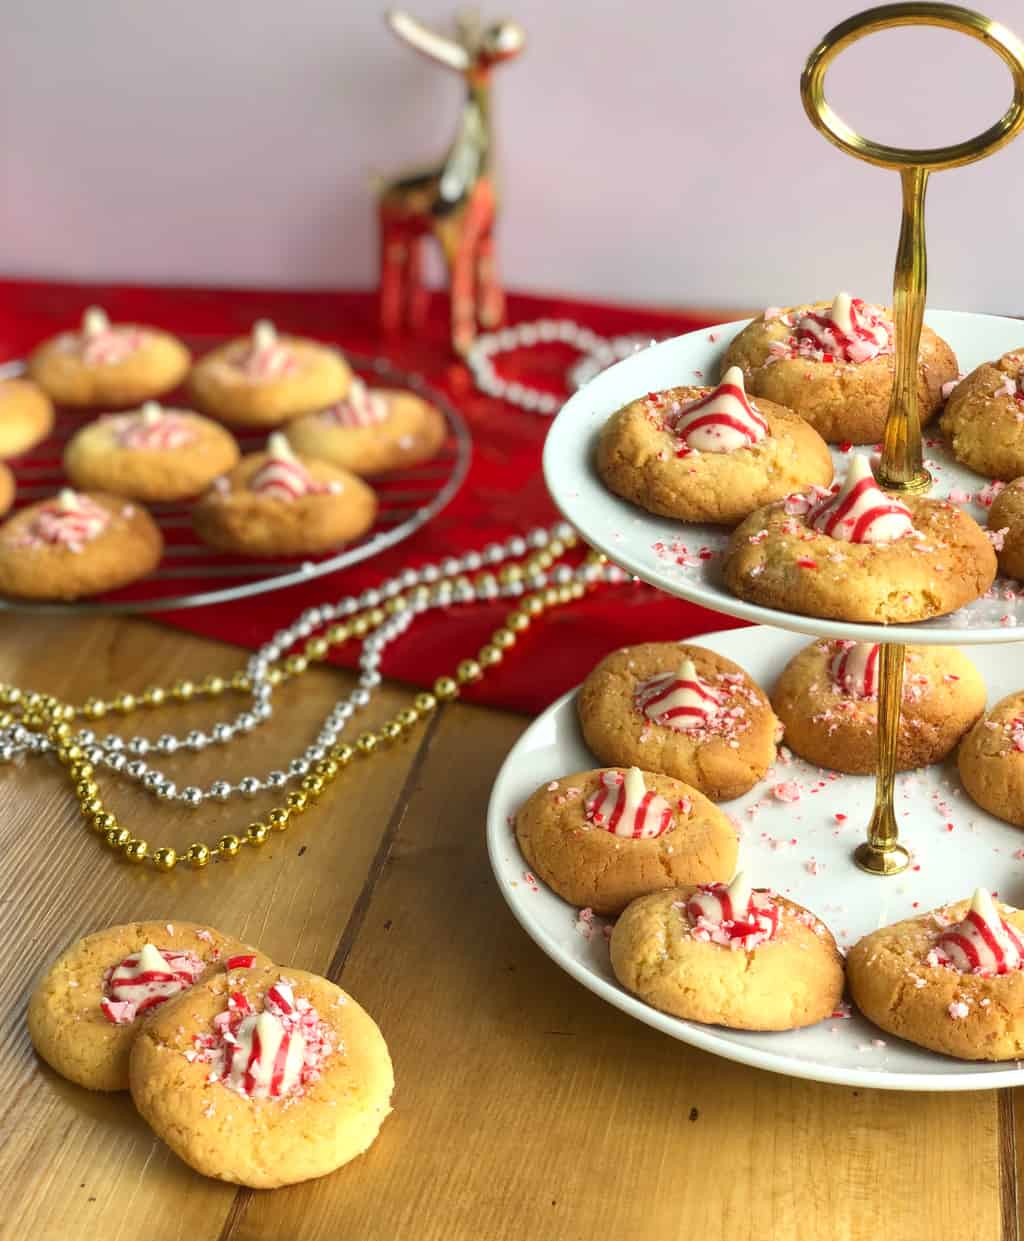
[486,624,1024,1090]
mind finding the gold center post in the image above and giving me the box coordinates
[800,4,1024,874]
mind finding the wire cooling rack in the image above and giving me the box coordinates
[0,348,472,614]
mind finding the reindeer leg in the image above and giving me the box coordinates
[444,215,478,357]
[406,234,430,333]
[476,228,505,330]
[378,206,407,335]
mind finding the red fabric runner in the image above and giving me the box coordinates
[0,280,747,714]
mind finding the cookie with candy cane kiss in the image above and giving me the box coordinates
[188,319,353,426]
[285,377,447,477]
[721,293,957,444]
[723,454,996,623]
[63,401,240,502]
[514,766,738,915]
[27,921,264,1091]
[958,690,1024,828]
[577,642,779,801]
[192,433,377,558]
[847,890,1024,1061]
[595,366,833,526]
[610,873,843,1030]
[940,348,1024,482]
[0,378,54,458]
[0,487,162,600]
[771,639,985,775]
[27,306,191,409]
[130,959,393,1188]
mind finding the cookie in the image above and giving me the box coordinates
[0,463,14,517]
[940,350,1024,480]
[188,320,352,426]
[595,367,833,525]
[0,488,162,600]
[721,293,957,444]
[130,961,394,1188]
[64,400,240,502]
[0,378,54,457]
[958,690,1024,827]
[987,478,1024,579]
[722,454,996,623]
[192,433,377,558]
[27,921,261,1091]
[847,890,1024,1060]
[27,306,191,408]
[515,766,738,915]
[771,639,985,774]
[609,874,844,1030]
[577,642,779,801]
[285,378,447,476]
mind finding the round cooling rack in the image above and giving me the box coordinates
[0,349,472,614]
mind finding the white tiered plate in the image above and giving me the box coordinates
[487,625,1024,1090]
[544,309,1024,644]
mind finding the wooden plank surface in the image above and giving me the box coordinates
[0,616,1014,1241]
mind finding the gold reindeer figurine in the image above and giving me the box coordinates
[378,10,525,355]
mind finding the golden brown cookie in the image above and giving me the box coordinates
[64,401,240,502]
[722,466,996,624]
[721,295,956,444]
[130,961,394,1188]
[188,320,352,426]
[27,922,263,1091]
[940,350,1024,481]
[610,878,844,1030]
[987,478,1024,579]
[0,378,54,457]
[958,691,1024,827]
[577,642,779,801]
[0,489,162,600]
[847,892,1024,1060]
[515,766,738,915]
[771,639,985,774]
[0,463,14,516]
[192,435,377,558]
[27,306,190,408]
[595,371,833,525]
[286,380,447,476]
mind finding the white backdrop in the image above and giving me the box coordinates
[4,0,1023,313]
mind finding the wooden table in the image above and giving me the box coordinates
[0,614,1017,1241]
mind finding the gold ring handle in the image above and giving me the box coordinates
[801,2,1024,171]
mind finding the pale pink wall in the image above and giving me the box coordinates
[3,0,1023,313]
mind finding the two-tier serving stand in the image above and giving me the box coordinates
[488,3,1024,1089]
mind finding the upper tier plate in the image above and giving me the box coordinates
[544,309,1024,644]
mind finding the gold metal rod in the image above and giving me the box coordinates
[878,166,932,492]
[855,643,911,875]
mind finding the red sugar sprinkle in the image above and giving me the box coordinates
[834,812,847,823]
[796,558,818,570]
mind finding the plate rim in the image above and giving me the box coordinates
[543,307,1024,647]
[485,623,1024,1092]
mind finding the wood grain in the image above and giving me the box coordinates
[0,617,1012,1240]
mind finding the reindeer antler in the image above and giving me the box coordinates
[385,11,470,71]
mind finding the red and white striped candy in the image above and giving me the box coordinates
[223,1010,306,1099]
[250,434,318,500]
[936,889,1024,975]
[241,319,296,380]
[79,306,144,366]
[585,767,673,839]
[686,873,780,948]
[829,641,880,699]
[101,943,205,1024]
[322,377,389,428]
[32,490,110,548]
[116,402,194,450]
[672,366,768,452]
[808,455,914,544]
[794,292,892,365]
[634,657,722,732]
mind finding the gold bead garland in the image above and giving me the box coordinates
[1,535,603,873]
